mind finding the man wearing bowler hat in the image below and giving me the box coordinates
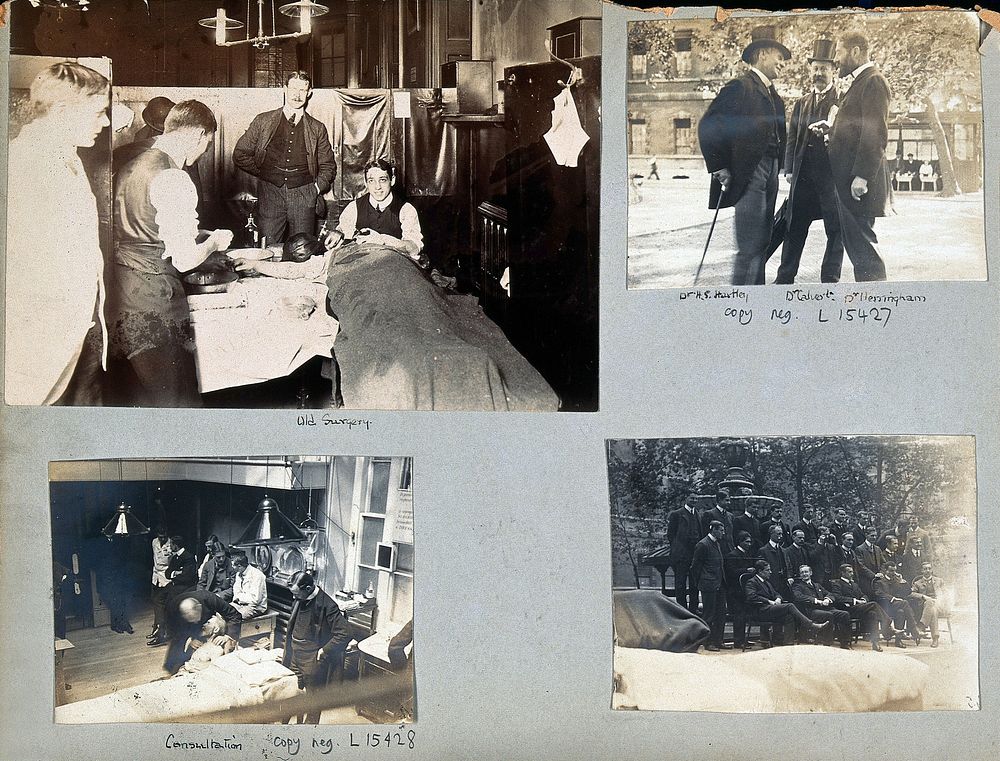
[774,35,844,284]
[113,96,176,173]
[698,26,790,286]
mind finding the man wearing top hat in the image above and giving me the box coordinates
[698,26,790,286]
[828,33,891,281]
[774,36,844,284]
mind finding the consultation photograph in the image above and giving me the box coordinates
[4,0,601,411]
[608,436,979,712]
[625,10,986,288]
[49,455,415,724]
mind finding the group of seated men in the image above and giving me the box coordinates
[147,530,268,673]
[669,491,949,653]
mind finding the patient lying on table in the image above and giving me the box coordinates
[234,158,425,281]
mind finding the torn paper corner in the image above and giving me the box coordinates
[977,6,1000,32]
[0,3,7,29]
[603,0,674,16]
[716,7,732,22]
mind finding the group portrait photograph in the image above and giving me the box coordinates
[608,435,979,713]
[4,0,602,411]
[625,9,987,288]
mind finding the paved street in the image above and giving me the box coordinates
[627,160,988,289]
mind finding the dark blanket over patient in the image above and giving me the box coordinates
[613,589,711,653]
[326,244,559,411]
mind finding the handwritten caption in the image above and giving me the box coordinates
[163,729,415,756]
[296,413,373,430]
[678,287,928,328]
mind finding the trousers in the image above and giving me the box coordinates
[732,155,778,285]
[259,181,319,244]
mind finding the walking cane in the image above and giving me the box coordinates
[693,189,725,286]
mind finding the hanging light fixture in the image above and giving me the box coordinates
[235,457,306,546]
[198,0,328,49]
[102,460,150,538]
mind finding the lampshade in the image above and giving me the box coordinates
[278,1,329,18]
[235,496,306,546]
[102,502,150,537]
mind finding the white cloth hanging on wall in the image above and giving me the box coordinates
[543,88,590,168]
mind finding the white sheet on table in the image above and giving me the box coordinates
[190,279,338,393]
[54,648,299,724]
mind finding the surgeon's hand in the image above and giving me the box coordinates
[233,258,258,274]
[210,228,235,251]
[323,228,345,251]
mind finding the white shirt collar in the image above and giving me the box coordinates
[749,66,773,89]
[368,193,394,212]
[708,534,718,543]
[283,106,305,124]
[769,540,778,549]
[850,61,875,78]
[813,82,835,95]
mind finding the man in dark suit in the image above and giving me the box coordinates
[783,529,813,588]
[760,525,791,596]
[900,536,928,582]
[233,71,337,243]
[830,509,852,544]
[828,33,891,281]
[790,564,852,648]
[743,560,830,645]
[163,588,242,673]
[666,497,702,613]
[775,35,843,284]
[725,531,758,650]
[791,505,819,544]
[760,506,792,548]
[733,504,763,557]
[698,26,790,285]
[811,526,839,585]
[829,563,894,651]
[164,535,198,600]
[856,527,886,595]
[700,489,735,554]
[873,563,922,647]
[691,520,729,650]
[879,518,908,552]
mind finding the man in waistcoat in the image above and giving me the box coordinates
[233,71,336,244]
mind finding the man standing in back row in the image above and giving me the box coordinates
[234,71,337,244]
[828,33,891,281]
[698,26,790,285]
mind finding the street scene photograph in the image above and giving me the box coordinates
[608,436,979,712]
[625,10,986,288]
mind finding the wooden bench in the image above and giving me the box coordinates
[237,610,279,650]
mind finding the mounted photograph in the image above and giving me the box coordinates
[49,455,415,724]
[4,0,601,411]
[625,10,986,288]
[608,436,979,712]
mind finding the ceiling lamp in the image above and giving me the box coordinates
[102,502,150,538]
[198,0,328,49]
[235,495,307,545]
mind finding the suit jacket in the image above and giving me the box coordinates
[790,578,833,614]
[725,547,758,593]
[783,86,838,225]
[690,536,727,592]
[281,589,351,669]
[666,507,701,564]
[198,554,235,594]
[791,520,819,544]
[699,506,735,554]
[903,527,933,558]
[233,108,337,193]
[698,71,786,209]
[872,573,911,606]
[743,574,781,609]
[900,549,927,582]
[760,542,790,591]
[783,543,813,581]
[166,549,198,592]
[856,542,886,577]
[831,521,853,545]
[828,576,869,608]
[760,520,792,547]
[733,513,763,555]
[828,64,892,217]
